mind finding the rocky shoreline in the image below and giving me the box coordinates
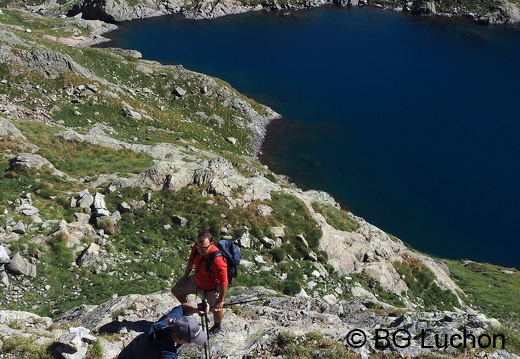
[26,0,520,26]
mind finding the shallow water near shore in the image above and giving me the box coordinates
[100,6,520,269]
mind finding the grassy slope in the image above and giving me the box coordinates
[444,260,520,325]
[0,8,341,317]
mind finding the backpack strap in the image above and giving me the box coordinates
[205,250,222,275]
[194,249,223,274]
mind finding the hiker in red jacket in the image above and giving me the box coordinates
[172,229,228,335]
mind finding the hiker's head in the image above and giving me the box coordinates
[171,316,207,345]
[195,230,213,255]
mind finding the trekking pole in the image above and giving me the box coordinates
[199,298,209,359]
[202,298,211,359]
[219,297,266,308]
[204,297,266,311]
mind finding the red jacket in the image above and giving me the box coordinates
[188,243,228,290]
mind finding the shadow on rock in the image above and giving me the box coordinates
[99,319,153,334]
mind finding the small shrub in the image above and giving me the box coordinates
[48,232,74,268]
[111,308,126,320]
[265,172,277,183]
[282,280,301,295]
[249,224,265,239]
[86,339,104,359]
[9,320,24,330]
[270,247,285,262]
[315,249,329,262]
[96,216,116,235]
[283,241,307,260]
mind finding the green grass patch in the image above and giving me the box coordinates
[271,192,322,249]
[444,260,520,324]
[0,8,82,38]
[59,47,259,156]
[16,120,153,177]
[487,325,520,354]
[0,159,80,221]
[350,272,405,308]
[273,331,358,359]
[86,339,104,359]
[394,256,459,311]
[0,335,55,359]
[311,202,360,232]
[51,142,152,177]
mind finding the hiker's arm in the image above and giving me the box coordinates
[183,245,197,276]
[182,261,194,277]
[181,302,209,315]
[176,246,196,286]
[175,261,194,288]
[149,305,184,335]
[214,255,228,310]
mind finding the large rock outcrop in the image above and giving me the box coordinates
[0,288,512,359]
[479,0,520,24]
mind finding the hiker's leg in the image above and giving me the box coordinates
[171,275,197,304]
[206,290,224,333]
[213,308,224,324]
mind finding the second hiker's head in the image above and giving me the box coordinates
[195,229,213,255]
[170,316,207,345]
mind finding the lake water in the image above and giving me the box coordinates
[100,6,520,269]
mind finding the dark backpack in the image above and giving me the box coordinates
[205,240,241,284]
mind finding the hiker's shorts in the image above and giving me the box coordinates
[174,275,220,309]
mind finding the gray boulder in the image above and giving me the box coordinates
[76,190,94,209]
[173,86,186,97]
[269,226,285,238]
[56,327,97,359]
[76,243,102,268]
[237,227,251,248]
[118,202,132,213]
[12,221,26,235]
[172,215,187,227]
[122,107,142,120]
[5,253,37,277]
[479,1,520,24]
[92,192,110,217]
[256,205,273,216]
[0,245,10,264]
[20,204,40,216]
[9,153,68,178]
[0,118,26,140]
[1,271,9,287]
[21,49,92,79]
[260,236,276,249]
[411,0,436,15]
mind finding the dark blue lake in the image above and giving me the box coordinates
[101,6,520,269]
